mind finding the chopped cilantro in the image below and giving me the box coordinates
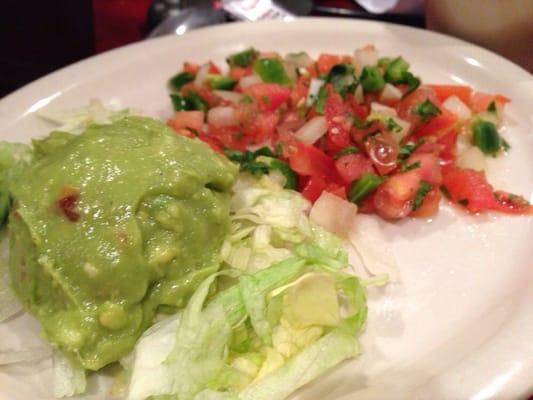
[333,146,360,160]
[314,86,329,114]
[385,117,402,133]
[487,101,497,113]
[398,139,424,160]
[400,160,421,172]
[239,94,253,104]
[412,180,431,210]
[413,99,441,122]
[348,173,384,204]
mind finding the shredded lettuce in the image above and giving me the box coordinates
[222,174,346,272]
[53,352,87,398]
[125,247,367,400]
[0,233,22,322]
[37,99,130,134]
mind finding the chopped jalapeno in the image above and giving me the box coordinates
[184,91,209,112]
[170,94,191,111]
[205,74,237,90]
[471,118,501,155]
[227,48,258,68]
[327,63,357,96]
[348,172,384,204]
[253,58,291,85]
[360,66,385,92]
[168,71,195,91]
[384,57,409,84]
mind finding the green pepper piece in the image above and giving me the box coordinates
[384,57,410,84]
[253,58,291,85]
[184,91,208,112]
[227,48,258,68]
[360,66,385,92]
[348,172,384,204]
[327,63,357,96]
[205,74,237,90]
[168,72,195,91]
[472,118,501,155]
[170,94,192,111]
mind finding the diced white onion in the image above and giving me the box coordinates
[294,116,328,144]
[354,84,364,104]
[310,191,358,238]
[370,102,397,117]
[457,146,486,171]
[194,63,210,88]
[389,117,411,143]
[443,95,472,120]
[306,78,325,107]
[213,90,244,103]
[285,52,314,68]
[207,106,238,127]
[353,45,379,75]
[239,74,262,89]
[380,83,403,104]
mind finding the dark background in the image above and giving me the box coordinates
[0,0,425,98]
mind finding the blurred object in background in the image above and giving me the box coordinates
[354,0,423,14]
[426,0,533,73]
[0,0,94,97]
[93,0,152,52]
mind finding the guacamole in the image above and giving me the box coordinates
[8,116,237,370]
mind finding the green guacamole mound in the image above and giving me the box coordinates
[8,116,237,370]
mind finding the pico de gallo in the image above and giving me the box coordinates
[165,46,532,219]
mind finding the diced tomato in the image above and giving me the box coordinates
[291,76,311,106]
[413,108,457,139]
[325,93,352,151]
[207,125,251,151]
[183,62,199,74]
[442,166,531,214]
[230,66,252,80]
[373,171,421,219]
[288,141,340,184]
[411,187,441,218]
[245,83,291,112]
[167,111,204,132]
[300,175,327,202]
[346,94,370,120]
[335,153,374,185]
[324,183,347,200]
[316,53,351,75]
[407,153,442,185]
[397,86,439,126]
[428,85,472,105]
[208,61,221,74]
[441,166,496,212]
[243,112,279,144]
[437,129,458,164]
[197,134,223,153]
[470,91,511,113]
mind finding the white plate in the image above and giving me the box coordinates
[0,18,532,400]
